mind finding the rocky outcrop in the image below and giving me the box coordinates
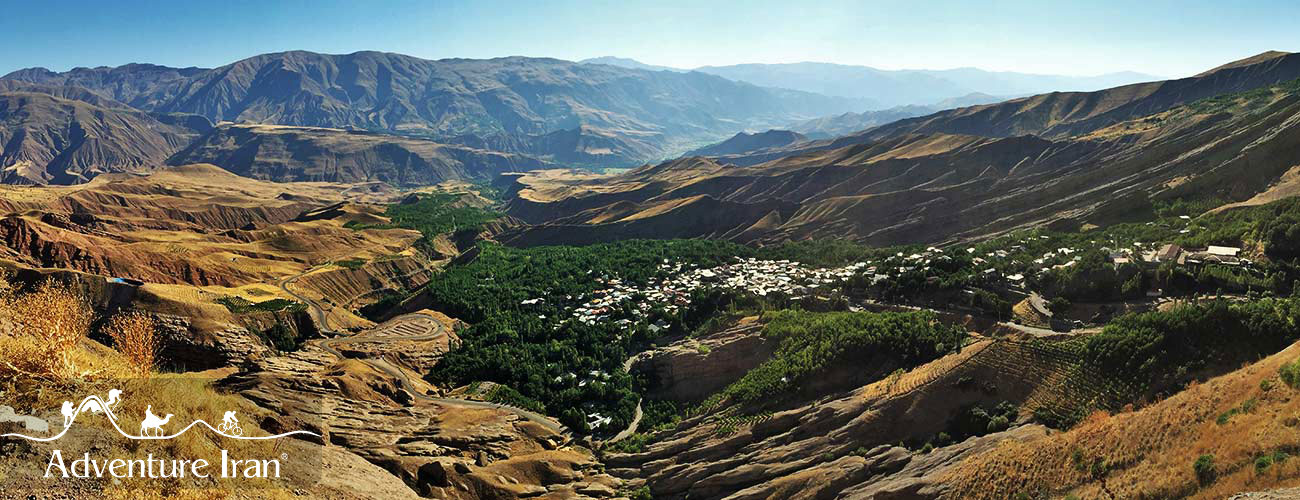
[152,313,276,370]
[638,319,774,402]
[221,343,619,499]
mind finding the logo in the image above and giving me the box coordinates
[1,389,318,442]
[1,388,321,482]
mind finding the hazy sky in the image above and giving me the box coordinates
[3,0,1296,78]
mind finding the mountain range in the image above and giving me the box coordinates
[504,51,1300,247]
[581,57,1159,108]
[1,51,871,184]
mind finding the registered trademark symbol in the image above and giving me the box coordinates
[281,453,288,460]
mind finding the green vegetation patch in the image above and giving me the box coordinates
[1281,357,1300,389]
[346,192,503,250]
[605,399,683,453]
[915,401,1018,452]
[255,322,303,352]
[424,239,753,432]
[704,309,967,410]
[1078,299,1300,393]
[484,384,547,414]
[333,257,368,270]
[216,296,307,314]
[1185,77,1300,115]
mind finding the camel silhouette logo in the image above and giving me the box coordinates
[3,389,318,442]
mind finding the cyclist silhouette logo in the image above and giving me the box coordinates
[218,411,243,436]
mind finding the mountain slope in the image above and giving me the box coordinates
[685,130,807,157]
[501,57,1300,247]
[0,92,210,184]
[169,123,553,185]
[854,51,1300,141]
[4,51,868,165]
[789,105,937,138]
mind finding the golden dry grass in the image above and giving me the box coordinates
[0,274,309,498]
[107,311,160,379]
[941,341,1300,499]
[2,280,94,379]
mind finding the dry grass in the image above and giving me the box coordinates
[2,279,94,379]
[107,310,160,379]
[941,341,1300,499]
[0,274,311,497]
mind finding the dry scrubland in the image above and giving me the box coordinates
[0,164,420,287]
[0,274,304,497]
[945,341,1300,499]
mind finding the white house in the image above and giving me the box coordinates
[1206,245,1241,257]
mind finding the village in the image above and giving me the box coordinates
[529,236,1254,338]
[560,258,870,326]
[521,229,1262,430]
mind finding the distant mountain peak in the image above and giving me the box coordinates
[685,129,807,157]
[578,56,682,72]
[1195,50,1293,77]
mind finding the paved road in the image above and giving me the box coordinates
[604,354,645,444]
[279,266,569,435]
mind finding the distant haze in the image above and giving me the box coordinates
[582,58,1160,108]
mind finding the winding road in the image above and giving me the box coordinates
[604,354,645,444]
[277,267,568,435]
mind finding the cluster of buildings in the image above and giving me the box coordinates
[527,258,871,327]
[1143,243,1248,267]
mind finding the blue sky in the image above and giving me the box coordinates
[3,0,1296,78]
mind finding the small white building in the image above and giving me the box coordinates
[1206,246,1241,257]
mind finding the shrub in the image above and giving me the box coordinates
[105,311,159,378]
[6,281,94,378]
[217,296,306,314]
[334,258,368,270]
[606,432,651,453]
[1081,299,1300,395]
[629,485,653,500]
[987,415,1011,433]
[1261,378,1275,391]
[1255,454,1274,473]
[1282,359,1300,389]
[1194,454,1216,486]
[1048,297,1072,316]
